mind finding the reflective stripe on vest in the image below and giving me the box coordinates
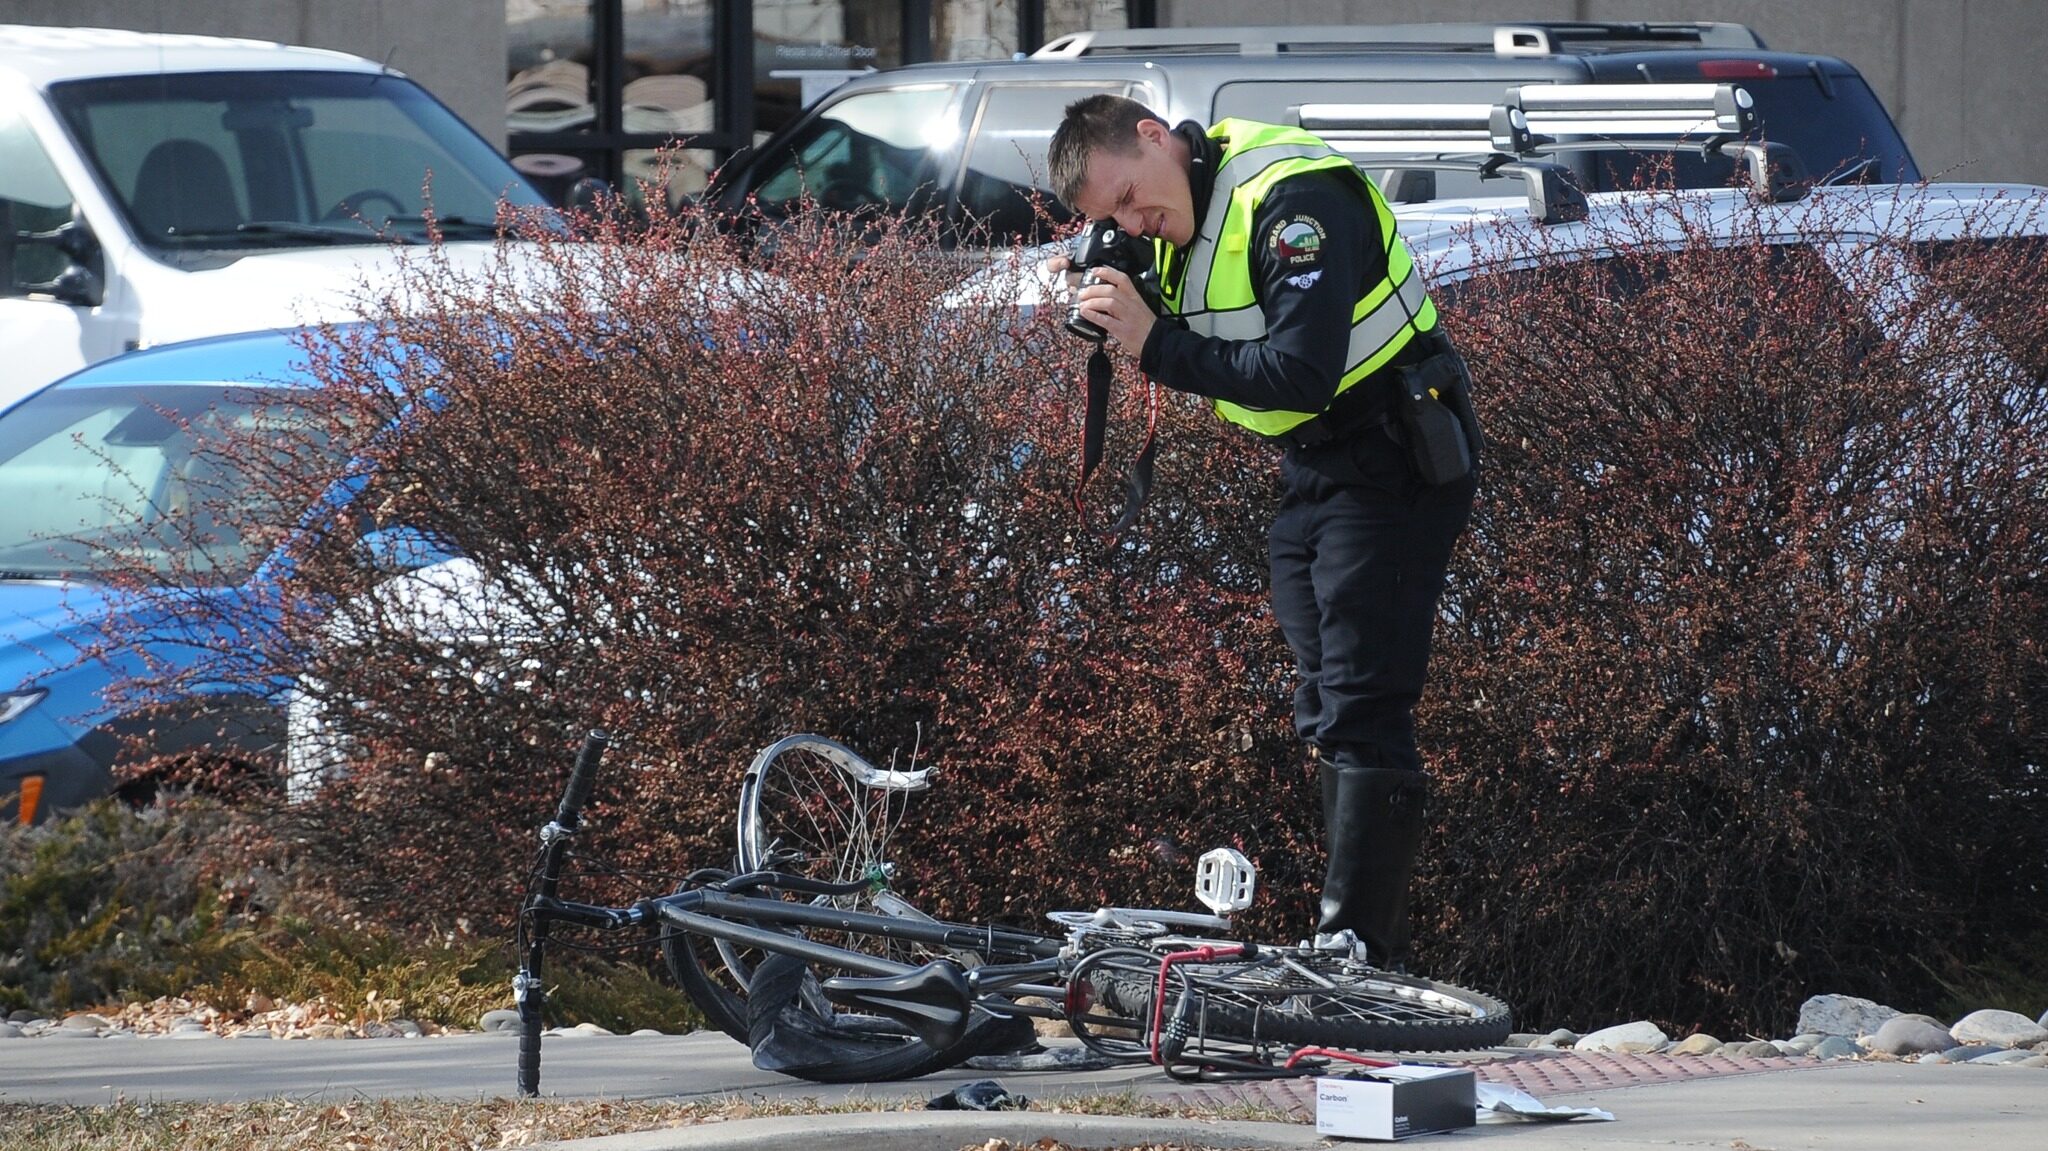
[1164,119,1438,437]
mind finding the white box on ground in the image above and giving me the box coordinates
[1316,1064,1478,1141]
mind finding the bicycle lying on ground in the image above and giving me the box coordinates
[515,730,1512,1096]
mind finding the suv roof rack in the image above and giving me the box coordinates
[1295,83,1810,224]
[1032,22,1766,59]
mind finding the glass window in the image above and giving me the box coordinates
[1044,1,1129,44]
[48,72,552,256]
[0,384,317,585]
[510,150,600,204]
[507,0,597,134]
[623,0,716,127]
[756,1,905,139]
[1216,79,1539,202]
[624,0,717,204]
[751,84,959,213]
[1593,71,1920,190]
[0,105,79,295]
[624,145,718,209]
[956,82,1128,243]
[935,0,1020,60]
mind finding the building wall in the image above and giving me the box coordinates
[0,0,508,144]
[1160,0,2048,186]
[7,2,2042,185]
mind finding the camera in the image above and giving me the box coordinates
[1063,220,1161,342]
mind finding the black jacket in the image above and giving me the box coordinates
[1138,121,1426,415]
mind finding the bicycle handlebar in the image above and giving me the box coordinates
[555,729,610,828]
[517,992,543,1095]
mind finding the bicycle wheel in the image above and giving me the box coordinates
[738,734,925,881]
[737,734,976,973]
[668,733,934,1037]
[1092,948,1512,1053]
[660,883,752,1042]
[675,736,1014,1053]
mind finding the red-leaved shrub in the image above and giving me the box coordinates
[105,186,2048,1035]
[1423,192,2048,1031]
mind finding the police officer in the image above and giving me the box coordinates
[1047,94,1476,970]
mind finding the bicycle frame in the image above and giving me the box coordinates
[518,808,1087,1095]
[530,884,1068,986]
[514,730,1511,1096]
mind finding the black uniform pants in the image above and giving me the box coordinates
[1269,422,1475,775]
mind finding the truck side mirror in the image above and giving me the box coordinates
[17,212,104,308]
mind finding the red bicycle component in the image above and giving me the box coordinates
[1150,943,1246,1062]
[1283,1046,1398,1070]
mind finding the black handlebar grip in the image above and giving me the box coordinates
[516,988,545,1097]
[555,729,609,827]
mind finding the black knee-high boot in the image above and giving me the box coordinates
[1316,757,1429,969]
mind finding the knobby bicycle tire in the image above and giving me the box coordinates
[662,911,751,1043]
[744,953,1033,1083]
[1094,950,1512,1053]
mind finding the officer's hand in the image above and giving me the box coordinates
[1071,265,1158,352]
[1043,252,1082,294]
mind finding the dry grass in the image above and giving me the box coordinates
[0,1092,1299,1150]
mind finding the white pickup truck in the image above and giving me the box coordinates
[0,25,554,408]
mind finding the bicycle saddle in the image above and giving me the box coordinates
[820,960,972,1050]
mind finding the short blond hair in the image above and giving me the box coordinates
[1048,94,1167,210]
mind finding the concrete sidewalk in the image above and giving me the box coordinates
[0,1029,1162,1105]
[6,1026,2043,1150]
[540,1059,2048,1150]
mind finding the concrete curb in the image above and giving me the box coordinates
[535,1111,1329,1150]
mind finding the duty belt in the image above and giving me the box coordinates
[1275,382,1395,451]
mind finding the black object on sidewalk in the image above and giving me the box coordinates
[927,1079,1030,1111]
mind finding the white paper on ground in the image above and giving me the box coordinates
[1475,1082,1617,1123]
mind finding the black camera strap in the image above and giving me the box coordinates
[1074,346,1158,538]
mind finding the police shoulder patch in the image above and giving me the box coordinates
[1268,214,1327,267]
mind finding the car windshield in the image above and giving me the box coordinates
[0,383,316,585]
[747,84,959,215]
[46,71,551,258]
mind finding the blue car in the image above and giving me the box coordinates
[0,329,363,824]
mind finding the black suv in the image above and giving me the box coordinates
[706,22,1920,243]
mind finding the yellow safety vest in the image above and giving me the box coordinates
[1158,119,1438,436]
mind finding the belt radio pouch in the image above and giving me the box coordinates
[1394,348,1485,485]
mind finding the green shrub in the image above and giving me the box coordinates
[0,800,258,1011]
[0,800,695,1030]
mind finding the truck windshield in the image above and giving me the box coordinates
[47,71,551,255]
[1588,72,1921,192]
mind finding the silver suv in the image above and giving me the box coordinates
[708,22,1919,244]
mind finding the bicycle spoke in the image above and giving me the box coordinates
[755,747,917,887]
[738,737,953,1004]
